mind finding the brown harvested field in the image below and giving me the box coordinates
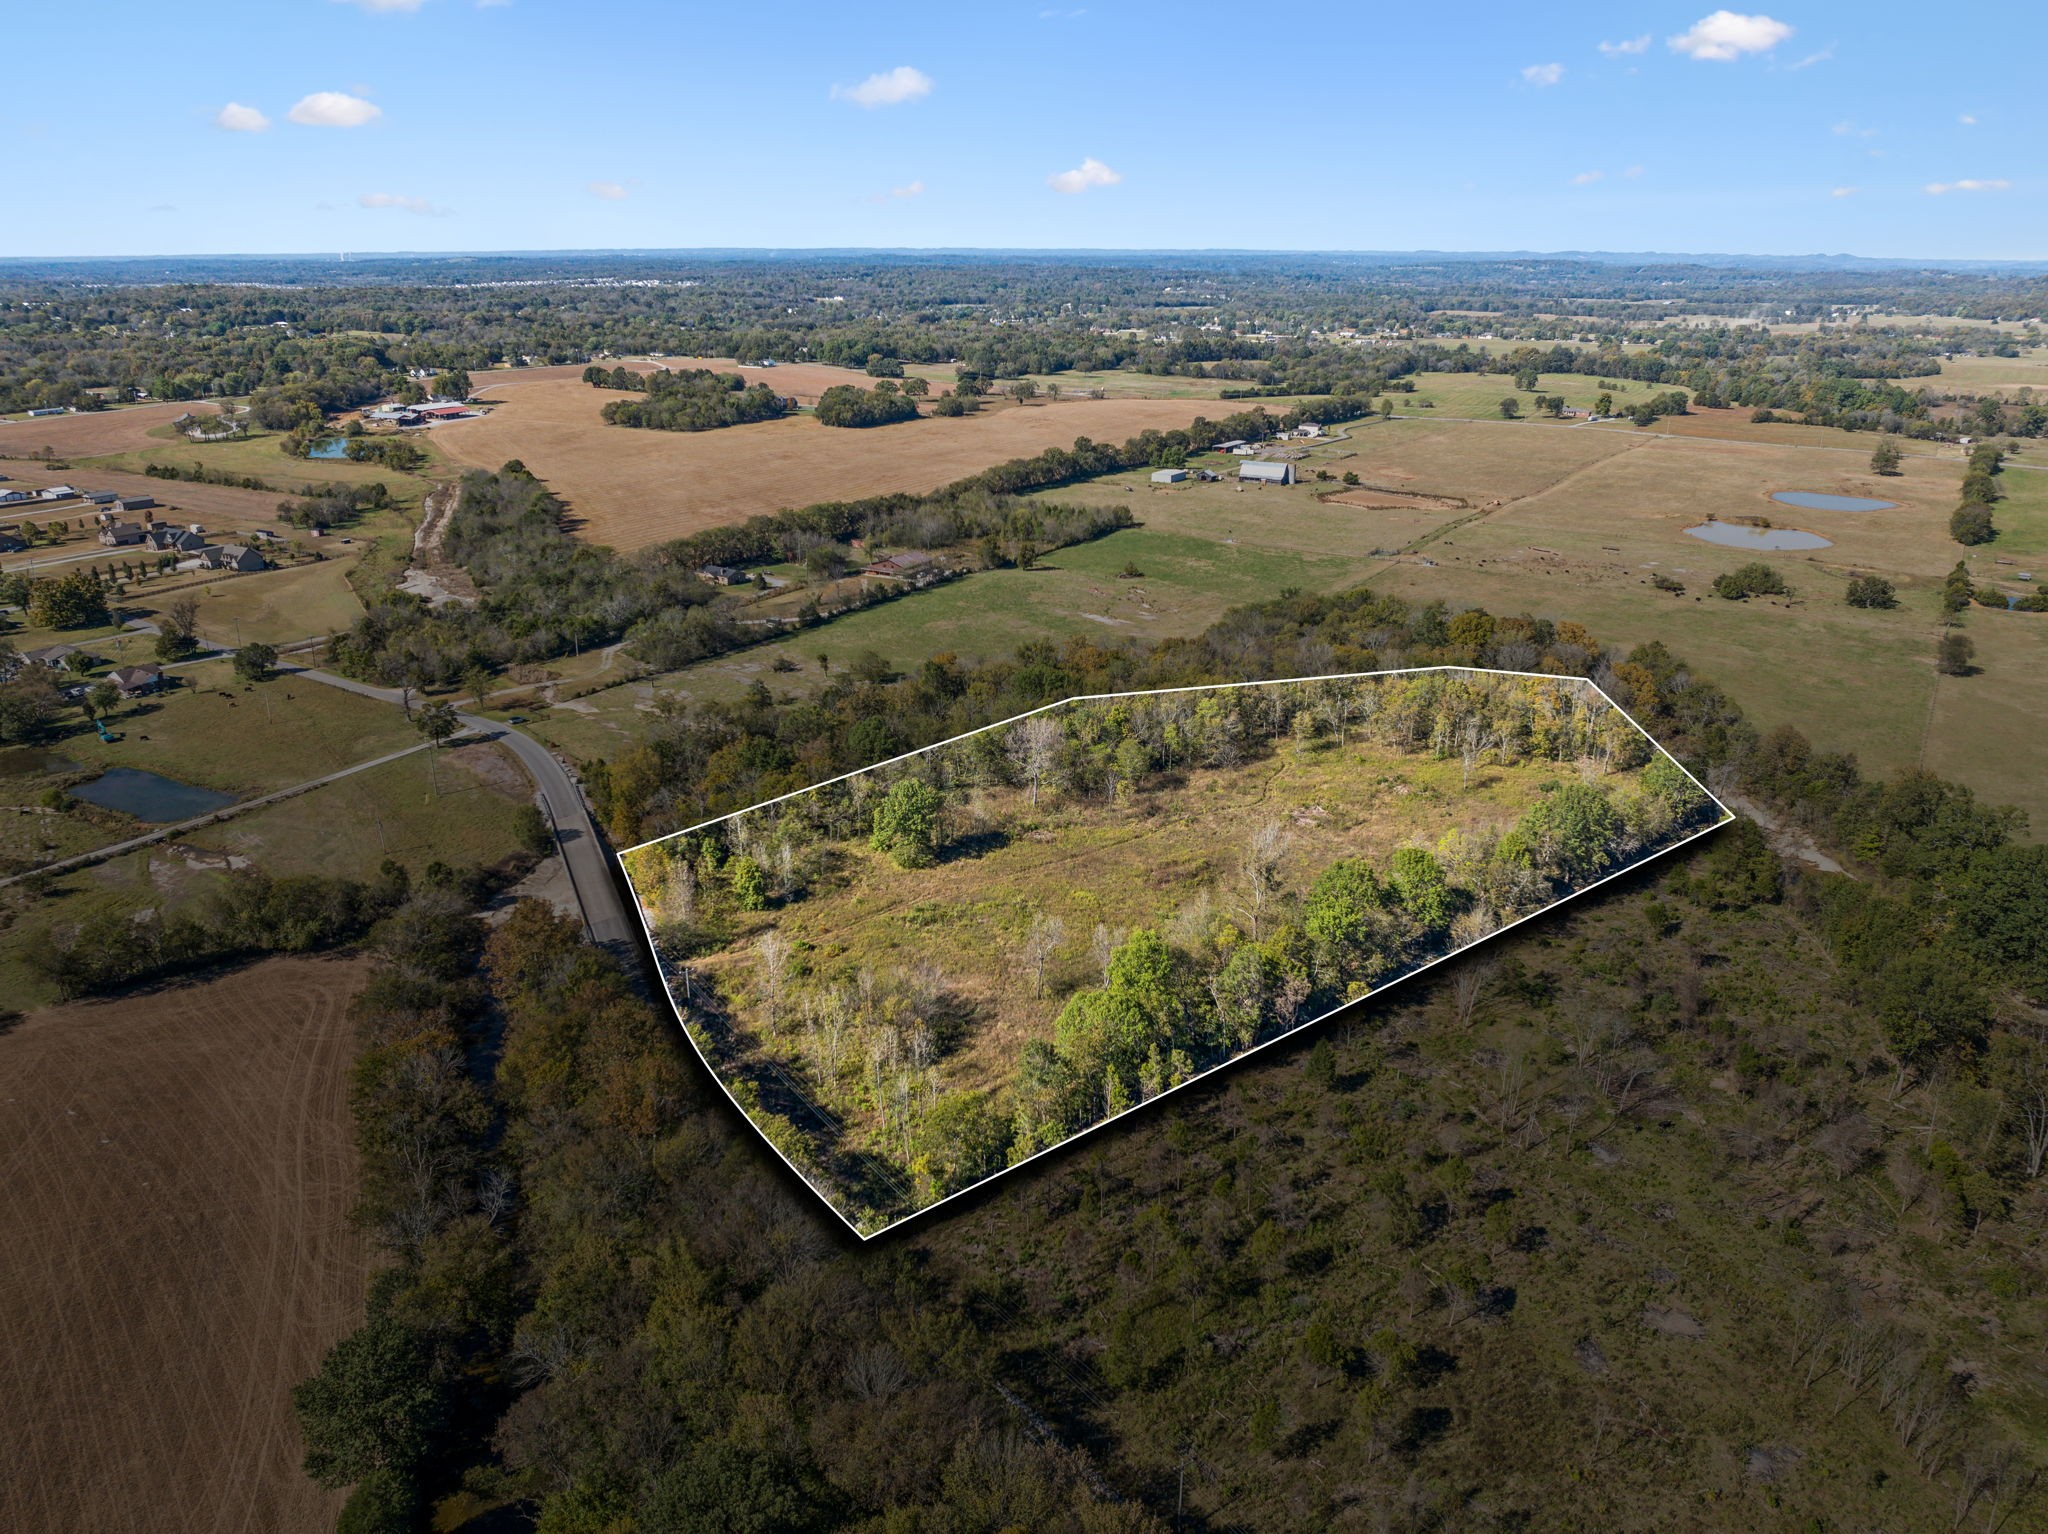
[0,464,285,529]
[0,956,373,1534]
[647,355,884,403]
[0,401,231,459]
[436,381,1228,551]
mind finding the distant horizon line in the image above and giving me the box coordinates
[3,245,2046,274]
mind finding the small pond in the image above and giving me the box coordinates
[1685,522,1833,551]
[1769,490,1896,513]
[0,747,79,779]
[69,767,236,822]
[307,438,348,460]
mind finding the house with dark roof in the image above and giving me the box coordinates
[866,550,935,579]
[107,664,164,697]
[99,521,147,547]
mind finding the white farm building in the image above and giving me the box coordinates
[1150,467,1188,484]
[1238,460,1294,485]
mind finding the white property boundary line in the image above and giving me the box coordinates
[616,667,1733,1241]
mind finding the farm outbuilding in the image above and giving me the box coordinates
[1150,468,1188,484]
[1238,460,1294,485]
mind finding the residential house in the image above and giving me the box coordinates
[99,521,147,547]
[697,564,745,585]
[866,550,935,579]
[1238,460,1295,485]
[21,643,82,669]
[198,544,268,573]
[144,525,208,554]
[1290,422,1324,439]
[106,665,164,698]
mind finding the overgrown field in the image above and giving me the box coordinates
[624,671,1721,1232]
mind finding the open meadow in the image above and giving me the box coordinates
[434,380,1232,550]
[0,955,371,1534]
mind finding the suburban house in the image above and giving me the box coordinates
[21,644,83,669]
[1290,422,1324,439]
[198,544,268,573]
[114,495,157,513]
[866,550,935,579]
[1238,460,1295,485]
[99,521,147,547]
[106,664,164,698]
[144,524,208,554]
[1150,467,1189,484]
[697,564,745,585]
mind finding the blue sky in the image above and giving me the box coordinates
[5,1,2038,260]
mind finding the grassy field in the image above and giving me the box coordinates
[0,738,529,1007]
[1400,370,1674,419]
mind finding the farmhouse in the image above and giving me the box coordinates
[1290,422,1324,439]
[866,550,935,579]
[1238,459,1295,485]
[1150,468,1189,484]
[106,664,164,698]
[99,522,147,547]
[21,644,83,668]
[697,564,746,585]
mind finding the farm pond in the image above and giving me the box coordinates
[68,768,236,822]
[1685,522,1833,551]
[1770,491,1897,513]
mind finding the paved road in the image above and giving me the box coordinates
[280,665,637,948]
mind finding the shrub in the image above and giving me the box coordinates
[1845,575,1896,609]
[1711,562,1790,600]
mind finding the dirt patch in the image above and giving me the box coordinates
[436,381,1228,552]
[1326,487,1467,513]
[0,956,373,1534]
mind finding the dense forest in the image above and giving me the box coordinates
[291,580,2048,1533]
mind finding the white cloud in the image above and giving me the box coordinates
[1787,45,1833,69]
[1522,62,1565,86]
[1959,113,1977,125]
[359,191,444,214]
[1924,178,2010,195]
[290,91,382,127]
[1623,164,1645,178]
[1831,186,1857,197]
[1668,11,1793,60]
[830,66,933,109]
[1598,35,1651,56]
[587,181,629,201]
[215,102,270,133]
[1569,170,1605,185]
[1047,157,1121,194]
[889,180,925,199]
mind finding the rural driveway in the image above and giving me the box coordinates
[280,665,637,949]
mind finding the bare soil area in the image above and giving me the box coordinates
[0,955,374,1534]
[0,401,231,459]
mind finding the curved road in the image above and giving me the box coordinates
[280,664,637,950]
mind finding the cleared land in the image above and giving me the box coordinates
[0,400,232,458]
[0,956,372,1534]
[435,380,1230,551]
